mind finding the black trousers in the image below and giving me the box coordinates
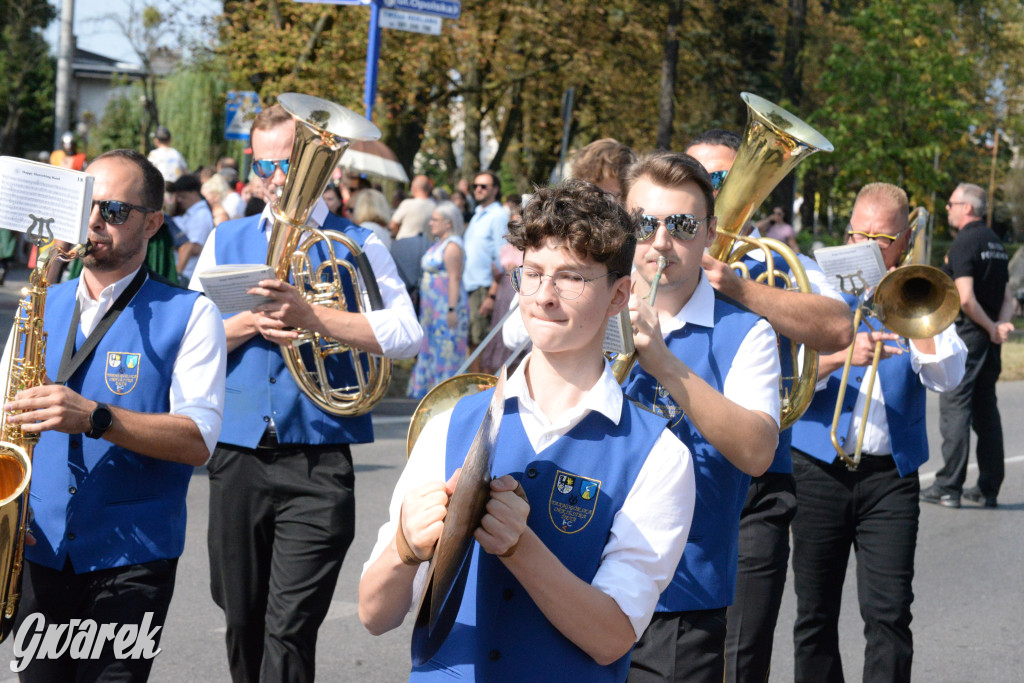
[791,450,919,683]
[14,558,178,682]
[628,608,728,683]
[724,472,797,683]
[207,441,355,683]
[936,322,1005,496]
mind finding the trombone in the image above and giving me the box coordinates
[828,211,959,468]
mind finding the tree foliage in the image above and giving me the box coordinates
[0,0,56,156]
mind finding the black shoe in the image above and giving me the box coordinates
[920,484,960,508]
[963,486,998,508]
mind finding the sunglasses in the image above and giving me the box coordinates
[473,183,492,190]
[93,200,157,225]
[252,159,290,180]
[847,225,907,249]
[638,214,710,241]
[709,170,728,191]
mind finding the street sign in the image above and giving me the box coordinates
[380,8,442,35]
[294,1,370,5]
[225,91,262,141]
[381,0,460,20]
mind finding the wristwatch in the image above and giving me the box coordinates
[86,402,113,439]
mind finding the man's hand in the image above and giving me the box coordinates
[4,383,95,435]
[847,330,902,367]
[701,253,743,299]
[397,469,461,563]
[475,475,530,557]
[479,295,495,318]
[250,279,322,332]
[628,291,673,374]
[992,321,1014,344]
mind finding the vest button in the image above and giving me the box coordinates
[68,487,77,495]
[264,416,271,422]
[526,468,537,479]
[270,377,277,384]
[67,532,76,540]
[502,589,513,600]
[855,376,862,382]
[70,441,80,449]
[489,650,500,661]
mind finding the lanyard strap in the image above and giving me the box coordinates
[55,268,148,385]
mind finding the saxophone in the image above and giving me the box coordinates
[0,242,86,642]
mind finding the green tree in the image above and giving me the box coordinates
[158,62,233,168]
[0,0,57,156]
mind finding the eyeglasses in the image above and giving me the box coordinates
[945,201,967,209]
[93,200,157,225]
[847,224,908,249]
[473,183,492,190]
[638,214,710,241]
[252,159,290,180]
[509,266,619,300]
[709,170,728,191]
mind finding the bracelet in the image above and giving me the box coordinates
[487,294,496,300]
[448,306,456,312]
[395,505,427,566]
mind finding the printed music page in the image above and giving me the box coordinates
[0,156,92,244]
[602,309,635,355]
[197,264,276,314]
[813,242,887,296]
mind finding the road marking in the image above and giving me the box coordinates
[919,453,1024,485]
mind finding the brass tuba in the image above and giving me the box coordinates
[710,92,835,429]
[269,93,391,416]
[0,241,87,641]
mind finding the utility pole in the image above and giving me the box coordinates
[54,0,76,150]
[988,128,1000,229]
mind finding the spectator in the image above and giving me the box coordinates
[390,175,435,240]
[323,185,344,216]
[148,126,188,184]
[50,131,87,170]
[452,189,473,225]
[219,167,245,220]
[757,206,800,252]
[351,189,394,250]
[407,201,468,398]
[168,174,214,280]
[201,173,232,226]
[463,170,508,373]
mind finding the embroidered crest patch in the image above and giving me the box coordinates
[652,381,687,429]
[105,352,140,395]
[549,470,601,534]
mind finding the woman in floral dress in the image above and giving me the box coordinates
[408,201,468,398]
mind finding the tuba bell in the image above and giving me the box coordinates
[710,92,835,429]
[268,93,391,417]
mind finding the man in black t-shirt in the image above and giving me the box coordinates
[922,182,1014,508]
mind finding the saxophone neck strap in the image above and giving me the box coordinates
[56,267,149,385]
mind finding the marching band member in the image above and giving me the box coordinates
[789,183,966,682]
[359,179,695,681]
[621,151,781,682]
[190,102,421,682]
[686,130,854,682]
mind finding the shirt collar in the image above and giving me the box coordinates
[258,197,329,235]
[505,353,624,427]
[75,265,145,306]
[661,270,716,334]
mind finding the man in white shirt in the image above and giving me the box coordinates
[359,179,694,680]
[789,182,967,683]
[147,125,188,184]
[190,102,422,683]
[5,149,225,681]
[389,174,435,239]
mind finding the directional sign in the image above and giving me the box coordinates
[380,8,442,34]
[294,1,371,5]
[225,91,262,141]
[381,0,460,20]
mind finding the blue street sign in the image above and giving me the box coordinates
[381,0,460,20]
[225,91,262,141]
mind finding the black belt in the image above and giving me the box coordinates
[794,448,896,473]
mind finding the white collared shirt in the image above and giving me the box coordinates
[838,324,966,455]
[190,198,423,359]
[0,267,227,459]
[659,273,782,426]
[363,355,696,640]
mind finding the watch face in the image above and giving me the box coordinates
[92,404,113,431]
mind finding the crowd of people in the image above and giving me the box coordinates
[0,96,1015,683]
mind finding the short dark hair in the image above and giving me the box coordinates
[621,151,716,218]
[91,149,165,210]
[685,129,741,152]
[474,170,502,201]
[506,178,637,278]
[570,138,636,190]
[250,103,293,138]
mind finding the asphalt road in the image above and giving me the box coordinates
[0,265,1020,682]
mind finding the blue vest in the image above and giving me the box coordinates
[744,251,794,474]
[622,294,764,611]
[28,275,200,572]
[410,388,666,681]
[213,212,376,446]
[790,309,928,477]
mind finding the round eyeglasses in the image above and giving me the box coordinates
[509,266,619,300]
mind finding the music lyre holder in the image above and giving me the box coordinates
[25,214,55,249]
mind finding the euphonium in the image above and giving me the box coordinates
[0,241,86,642]
[269,93,391,417]
[711,92,834,429]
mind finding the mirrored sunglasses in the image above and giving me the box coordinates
[638,214,708,241]
[709,170,728,191]
[252,158,290,180]
[93,199,157,225]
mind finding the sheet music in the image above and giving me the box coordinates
[197,264,276,314]
[602,310,635,355]
[813,242,887,296]
[0,156,92,244]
